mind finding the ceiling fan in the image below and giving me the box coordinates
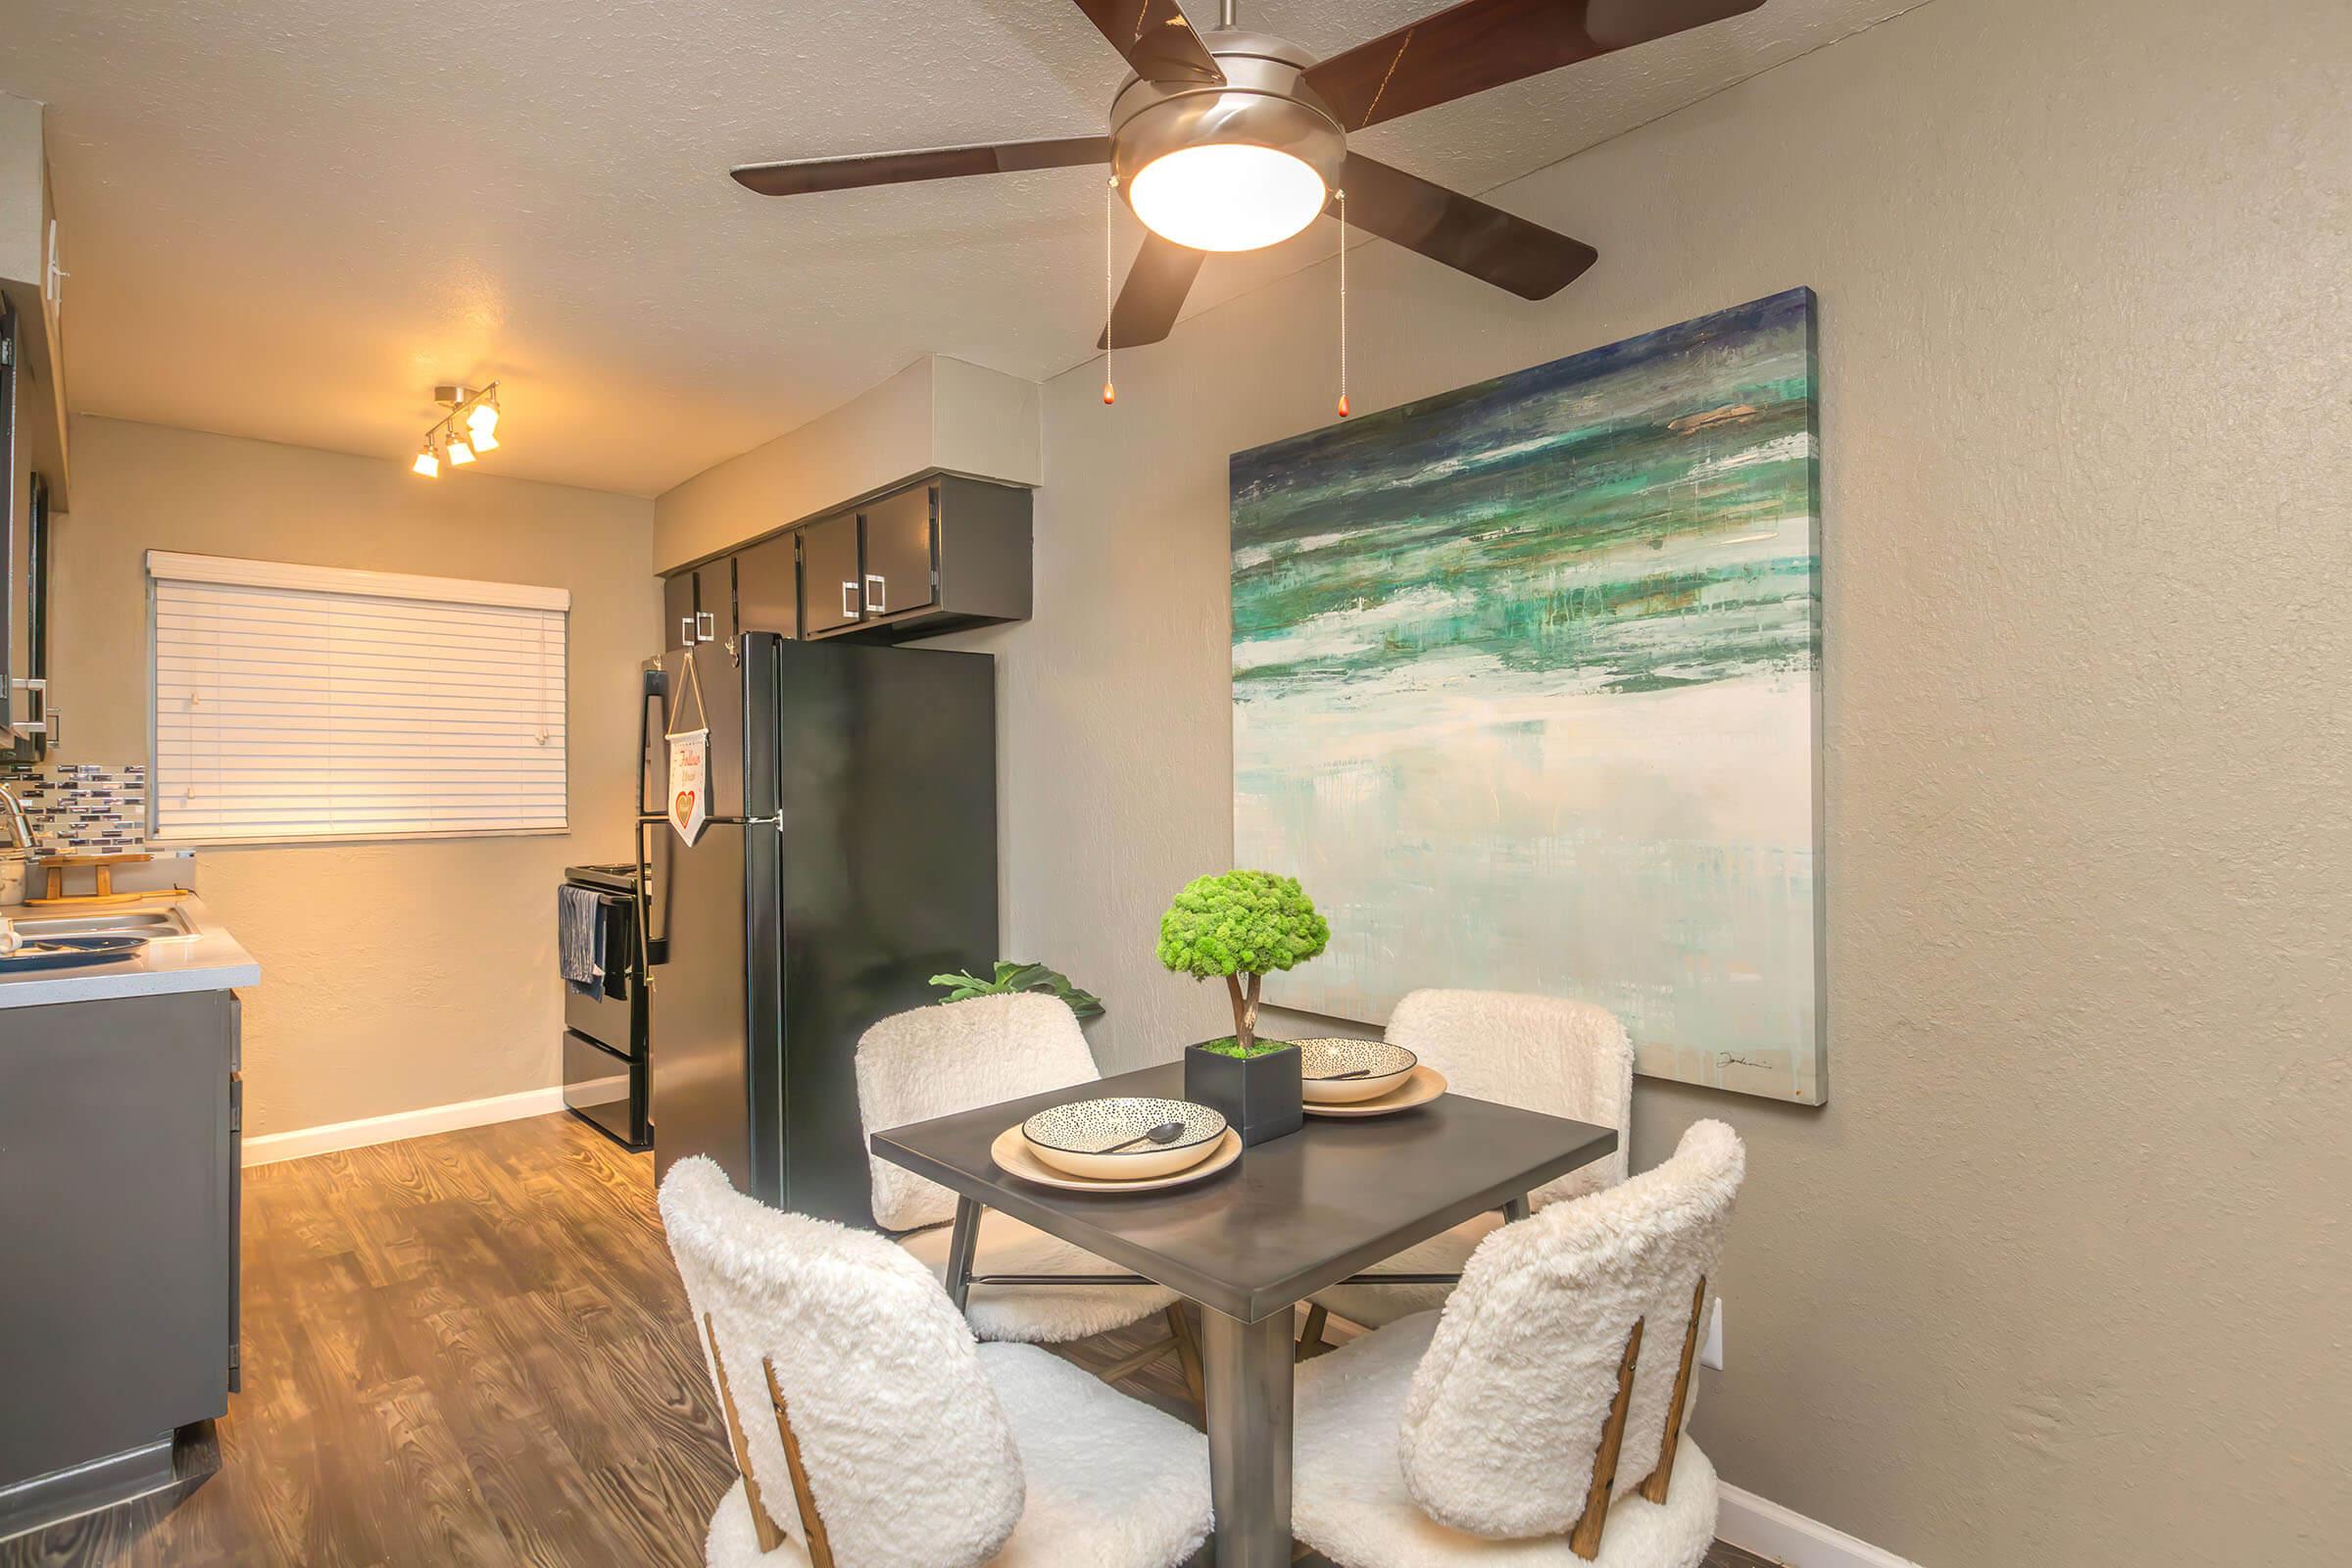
[732,0,1766,349]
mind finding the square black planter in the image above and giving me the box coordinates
[1183,1039,1302,1147]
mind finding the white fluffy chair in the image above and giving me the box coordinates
[1293,1120,1744,1568]
[855,994,1186,1348]
[660,1155,1212,1568]
[1310,988,1635,1336]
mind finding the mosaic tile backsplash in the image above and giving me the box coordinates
[0,762,149,853]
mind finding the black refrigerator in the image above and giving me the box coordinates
[643,631,997,1226]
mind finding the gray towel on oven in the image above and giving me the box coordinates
[559,884,606,997]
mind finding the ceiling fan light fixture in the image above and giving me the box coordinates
[1127,142,1326,253]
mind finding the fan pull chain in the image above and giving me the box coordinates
[1102,174,1117,407]
[1336,187,1350,418]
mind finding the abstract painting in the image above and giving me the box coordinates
[1231,287,1824,1102]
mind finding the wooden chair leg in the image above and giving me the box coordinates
[1639,1277,1708,1504]
[1568,1318,1642,1561]
[764,1358,839,1568]
[703,1313,787,1554]
[1296,1302,1330,1362]
[1167,1302,1207,1408]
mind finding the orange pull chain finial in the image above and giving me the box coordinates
[1102,174,1117,407]
[1336,187,1350,417]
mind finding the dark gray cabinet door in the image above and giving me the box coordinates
[859,485,937,621]
[0,991,236,1486]
[662,571,697,650]
[693,561,735,645]
[799,511,862,636]
[734,534,799,638]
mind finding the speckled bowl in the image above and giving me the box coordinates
[1020,1096,1229,1180]
[1296,1038,1420,1103]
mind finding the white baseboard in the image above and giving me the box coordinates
[242,1086,566,1166]
[1716,1483,1923,1568]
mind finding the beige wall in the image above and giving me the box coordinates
[654,355,1041,573]
[933,0,2352,1561]
[50,416,660,1137]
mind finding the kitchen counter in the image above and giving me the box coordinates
[0,895,259,1008]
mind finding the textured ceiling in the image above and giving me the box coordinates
[0,0,1914,497]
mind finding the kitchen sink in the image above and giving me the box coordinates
[9,908,197,940]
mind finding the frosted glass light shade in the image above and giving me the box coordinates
[1128,144,1326,253]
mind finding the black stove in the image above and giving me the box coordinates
[560,861,651,1150]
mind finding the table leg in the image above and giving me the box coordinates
[943,1196,981,1313]
[1201,1307,1294,1568]
[1503,1193,1531,1223]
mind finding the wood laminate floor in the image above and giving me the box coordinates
[2,1113,1782,1568]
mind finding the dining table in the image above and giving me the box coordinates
[870,1058,1618,1567]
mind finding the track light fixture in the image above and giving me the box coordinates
[411,381,505,478]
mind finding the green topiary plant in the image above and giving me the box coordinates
[1156,869,1330,1055]
[927,960,1104,1021]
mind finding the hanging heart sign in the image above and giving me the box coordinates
[667,729,710,846]
[665,647,714,847]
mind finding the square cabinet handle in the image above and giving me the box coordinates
[864,573,886,613]
[841,580,858,618]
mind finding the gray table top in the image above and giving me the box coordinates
[870,1060,1617,1323]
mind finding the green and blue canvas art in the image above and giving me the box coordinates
[1230,287,1825,1102]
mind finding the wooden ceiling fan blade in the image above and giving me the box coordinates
[732,135,1109,197]
[1096,233,1206,350]
[1304,0,1765,130]
[1067,0,1226,86]
[1338,153,1596,300]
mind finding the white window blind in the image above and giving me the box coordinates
[148,552,569,845]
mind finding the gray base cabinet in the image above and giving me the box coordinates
[0,988,240,1539]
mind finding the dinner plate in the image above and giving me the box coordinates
[1295,1037,1419,1103]
[0,935,150,973]
[1020,1096,1228,1180]
[992,1124,1243,1193]
[1300,1063,1448,1118]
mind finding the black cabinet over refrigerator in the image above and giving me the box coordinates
[645,631,996,1227]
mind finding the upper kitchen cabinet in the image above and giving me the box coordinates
[662,570,697,651]
[732,531,799,640]
[1,94,66,756]
[795,510,861,638]
[658,473,1031,650]
[809,475,1031,644]
[857,485,935,623]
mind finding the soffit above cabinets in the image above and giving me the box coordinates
[0,1,1923,497]
[653,356,1039,576]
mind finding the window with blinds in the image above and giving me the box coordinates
[148,552,569,845]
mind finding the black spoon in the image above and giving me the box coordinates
[1101,1120,1185,1153]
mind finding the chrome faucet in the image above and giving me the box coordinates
[0,783,33,853]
